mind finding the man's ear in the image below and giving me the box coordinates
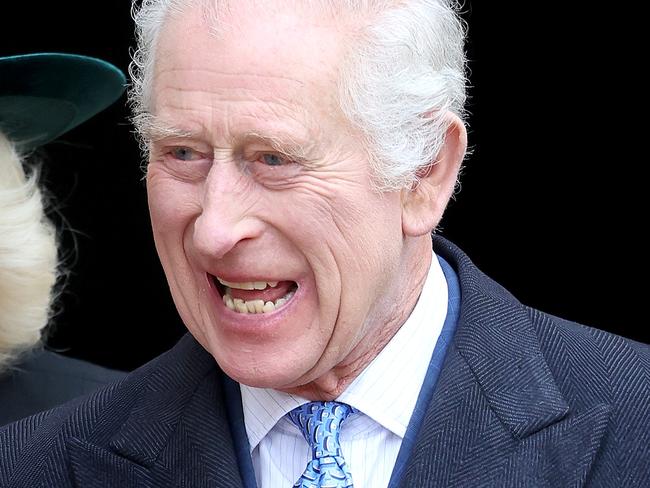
[401,112,467,237]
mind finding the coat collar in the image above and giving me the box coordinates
[396,236,610,487]
[443,238,570,439]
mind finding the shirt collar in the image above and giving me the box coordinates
[240,253,448,450]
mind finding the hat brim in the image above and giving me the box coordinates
[0,53,126,150]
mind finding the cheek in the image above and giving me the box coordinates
[330,188,402,252]
[147,169,201,236]
[332,191,403,291]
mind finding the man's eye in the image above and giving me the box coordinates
[170,147,201,161]
[260,153,290,166]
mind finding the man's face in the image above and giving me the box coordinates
[147,4,412,393]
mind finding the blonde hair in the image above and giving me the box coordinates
[0,132,58,372]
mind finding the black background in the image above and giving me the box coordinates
[1,3,646,371]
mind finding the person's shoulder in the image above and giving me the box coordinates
[528,307,649,406]
[434,234,650,372]
[0,335,211,485]
[527,310,650,480]
[1,334,194,433]
[0,354,149,478]
[21,350,126,383]
[531,307,649,367]
[0,377,124,486]
[0,350,127,426]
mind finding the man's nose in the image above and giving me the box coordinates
[192,163,263,259]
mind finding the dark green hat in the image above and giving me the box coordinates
[0,53,126,151]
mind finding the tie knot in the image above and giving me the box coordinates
[288,401,354,459]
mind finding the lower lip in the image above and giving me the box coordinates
[205,274,303,334]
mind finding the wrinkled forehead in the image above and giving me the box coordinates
[146,0,366,143]
[152,1,356,102]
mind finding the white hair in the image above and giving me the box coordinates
[129,0,467,190]
[0,133,58,372]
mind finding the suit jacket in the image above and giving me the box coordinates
[0,351,126,426]
[1,237,648,487]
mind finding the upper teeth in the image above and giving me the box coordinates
[216,278,279,290]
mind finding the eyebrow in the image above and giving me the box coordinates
[238,131,318,164]
[137,114,204,142]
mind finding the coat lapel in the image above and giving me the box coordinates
[397,238,611,487]
[67,335,245,488]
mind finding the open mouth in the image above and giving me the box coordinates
[210,275,298,314]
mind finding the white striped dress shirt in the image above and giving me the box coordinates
[241,256,448,488]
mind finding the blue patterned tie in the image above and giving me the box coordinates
[288,401,355,488]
